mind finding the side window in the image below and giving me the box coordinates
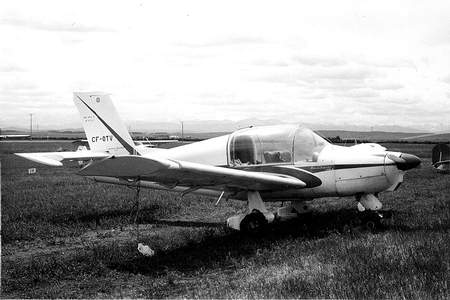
[230,135,262,166]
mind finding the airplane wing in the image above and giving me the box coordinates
[15,151,110,166]
[78,155,317,191]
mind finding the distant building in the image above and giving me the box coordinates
[149,132,170,140]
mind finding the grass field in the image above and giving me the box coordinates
[1,141,449,298]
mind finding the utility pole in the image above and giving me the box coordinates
[181,121,184,141]
[30,113,33,140]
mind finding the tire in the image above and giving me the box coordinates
[364,220,377,232]
[363,212,382,232]
[240,210,268,234]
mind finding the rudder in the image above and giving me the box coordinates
[73,92,137,155]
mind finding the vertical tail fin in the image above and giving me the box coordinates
[73,92,138,155]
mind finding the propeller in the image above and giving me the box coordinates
[387,153,421,171]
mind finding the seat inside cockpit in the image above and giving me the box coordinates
[230,134,259,165]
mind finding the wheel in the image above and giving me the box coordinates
[364,220,377,232]
[240,210,268,234]
[363,212,382,232]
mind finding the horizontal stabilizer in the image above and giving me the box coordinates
[16,153,64,166]
[15,151,110,166]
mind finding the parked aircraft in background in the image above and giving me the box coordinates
[402,132,450,174]
[432,144,450,173]
[0,128,30,140]
[0,134,30,140]
[73,138,179,149]
[16,92,421,232]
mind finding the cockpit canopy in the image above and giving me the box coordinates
[228,124,330,166]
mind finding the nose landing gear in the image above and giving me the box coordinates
[354,193,392,232]
[355,210,394,232]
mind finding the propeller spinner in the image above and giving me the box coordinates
[387,153,421,171]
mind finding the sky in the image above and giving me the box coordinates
[1,0,449,132]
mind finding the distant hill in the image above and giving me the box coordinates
[126,119,427,134]
[317,130,450,142]
[3,118,440,134]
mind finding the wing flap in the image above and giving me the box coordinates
[172,161,306,190]
[79,155,178,177]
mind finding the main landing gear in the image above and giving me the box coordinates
[226,191,310,234]
[226,191,275,234]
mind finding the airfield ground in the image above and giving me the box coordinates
[1,140,449,298]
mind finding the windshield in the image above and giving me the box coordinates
[229,125,329,166]
[293,128,329,163]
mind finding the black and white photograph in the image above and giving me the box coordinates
[1,0,449,298]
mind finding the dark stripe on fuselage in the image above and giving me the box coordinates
[76,96,139,155]
[298,163,395,173]
[226,162,395,175]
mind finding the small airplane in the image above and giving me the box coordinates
[73,138,180,149]
[16,92,421,232]
[432,143,450,174]
[0,134,30,140]
[402,132,450,174]
[0,127,30,140]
